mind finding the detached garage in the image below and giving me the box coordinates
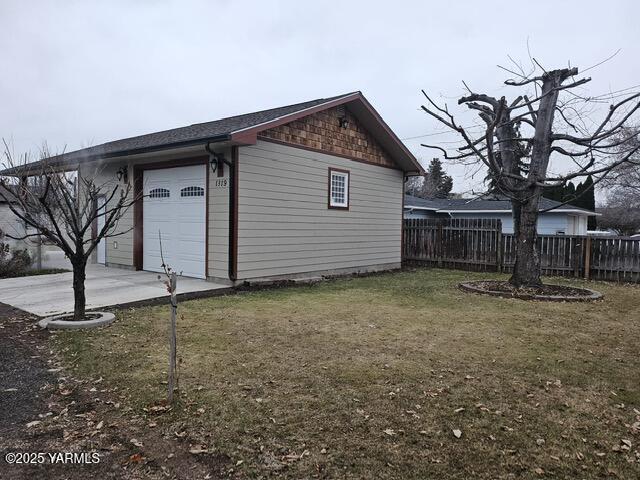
[26,92,424,284]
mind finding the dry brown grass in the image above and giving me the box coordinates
[57,268,640,479]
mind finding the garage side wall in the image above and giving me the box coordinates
[236,140,403,280]
[79,161,135,267]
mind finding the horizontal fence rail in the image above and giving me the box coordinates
[403,218,640,283]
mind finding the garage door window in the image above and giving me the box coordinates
[181,186,205,197]
[149,188,170,199]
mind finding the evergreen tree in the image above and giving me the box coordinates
[424,158,453,199]
[404,158,453,199]
[564,182,576,204]
[579,176,596,229]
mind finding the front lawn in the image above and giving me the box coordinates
[56,268,640,479]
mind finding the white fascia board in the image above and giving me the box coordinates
[438,209,511,214]
[438,208,598,216]
[403,205,440,211]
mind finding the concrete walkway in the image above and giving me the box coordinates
[0,265,229,317]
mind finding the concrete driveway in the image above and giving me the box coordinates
[0,265,229,317]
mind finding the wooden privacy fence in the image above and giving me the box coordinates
[403,218,640,283]
[403,218,503,271]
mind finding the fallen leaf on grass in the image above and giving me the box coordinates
[452,429,462,438]
[383,428,396,436]
[26,420,41,428]
[146,404,171,414]
[189,445,208,454]
[534,467,544,475]
[128,453,144,463]
[130,438,143,447]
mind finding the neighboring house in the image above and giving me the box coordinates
[404,195,597,236]
[2,92,422,283]
[0,186,27,245]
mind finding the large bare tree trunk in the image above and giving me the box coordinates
[71,256,87,320]
[510,195,542,288]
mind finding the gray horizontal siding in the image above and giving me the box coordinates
[237,140,403,279]
[80,162,134,267]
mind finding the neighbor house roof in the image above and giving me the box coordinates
[404,194,597,215]
[0,184,19,204]
[1,92,423,175]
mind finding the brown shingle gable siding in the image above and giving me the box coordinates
[259,106,397,169]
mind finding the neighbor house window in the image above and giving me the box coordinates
[328,168,349,209]
[149,188,170,198]
[180,186,204,197]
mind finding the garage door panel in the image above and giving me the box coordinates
[143,165,206,278]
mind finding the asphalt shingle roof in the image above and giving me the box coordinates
[51,93,355,163]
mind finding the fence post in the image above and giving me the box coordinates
[583,236,592,280]
[495,220,503,273]
[572,237,581,279]
[436,221,444,267]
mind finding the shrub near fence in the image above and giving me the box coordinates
[403,218,640,283]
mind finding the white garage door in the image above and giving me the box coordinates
[143,165,206,278]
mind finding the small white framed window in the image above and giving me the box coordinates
[149,188,170,199]
[328,168,349,209]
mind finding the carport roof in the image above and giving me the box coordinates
[1,92,423,175]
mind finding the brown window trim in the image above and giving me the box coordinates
[327,167,350,210]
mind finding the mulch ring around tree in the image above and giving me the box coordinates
[459,280,603,302]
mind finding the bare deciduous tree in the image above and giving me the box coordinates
[421,64,640,288]
[0,144,140,319]
[598,193,640,236]
[600,126,640,197]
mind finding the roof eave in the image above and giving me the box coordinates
[403,205,441,211]
[0,134,231,176]
[436,208,597,215]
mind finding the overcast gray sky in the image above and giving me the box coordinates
[1,0,638,194]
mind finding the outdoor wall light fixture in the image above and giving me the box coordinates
[116,166,128,184]
[336,105,349,129]
[209,154,219,174]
